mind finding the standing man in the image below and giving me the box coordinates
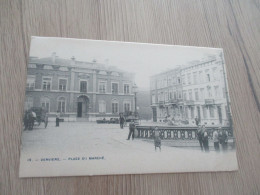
[213,128,220,152]
[197,125,203,151]
[202,125,209,152]
[119,113,125,129]
[56,110,60,127]
[127,120,135,140]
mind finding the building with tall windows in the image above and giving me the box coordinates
[150,55,229,126]
[24,53,135,121]
[150,67,183,122]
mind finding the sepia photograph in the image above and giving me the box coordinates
[19,37,238,177]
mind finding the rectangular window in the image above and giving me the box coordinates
[99,81,106,93]
[209,106,214,118]
[124,84,130,94]
[99,101,106,113]
[212,67,217,80]
[124,103,130,112]
[59,79,67,91]
[174,91,177,100]
[165,92,168,101]
[182,75,185,85]
[193,72,197,84]
[205,70,210,82]
[185,107,188,118]
[183,90,187,100]
[112,102,118,114]
[187,73,191,84]
[26,76,35,90]
[178,90,182,99]
[112,83,118,94]
[152,95,155,104]
[191,107,195,118]
[203,106,207,119]
[42,77,52,91]
[195,89,199,101]
[207,87,212,98]
[177,77,181,84]
[200,88,204,100]
[199,71,203,83]
[80,81,87,92]
[214,86,219,98]
[188,89,193,100]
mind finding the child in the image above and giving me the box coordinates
[154,126,161,151]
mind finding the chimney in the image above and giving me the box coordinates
[52,52,56,64]
[71,56,76,66]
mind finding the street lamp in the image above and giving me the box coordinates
[132,83,138,114]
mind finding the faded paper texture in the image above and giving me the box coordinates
[19,37,238,177]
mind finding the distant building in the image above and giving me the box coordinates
[150,55,229,126]
[136,90,153,120]
[25,53,135,121]
[150,68,183,122]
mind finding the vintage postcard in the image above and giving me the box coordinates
[19,37,238,177]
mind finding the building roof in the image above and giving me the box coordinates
[29,55,133,75]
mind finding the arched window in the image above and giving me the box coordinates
[112,99,119,114]
[57,97,66,113]
[41,97,50,112]
[99,100,106,113]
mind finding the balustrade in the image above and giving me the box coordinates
[136,126,232,140]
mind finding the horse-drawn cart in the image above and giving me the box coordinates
[23,107,48,130]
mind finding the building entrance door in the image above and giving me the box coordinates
[77,95,89,118]
[77,102,82,117]
[152,108,157,122]
[217,106,222,124]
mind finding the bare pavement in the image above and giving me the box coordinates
[19,122,238,177]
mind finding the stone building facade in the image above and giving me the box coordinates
[24,53,135,121]
[150,55,229,126]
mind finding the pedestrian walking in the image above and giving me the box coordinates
[202,125,209,152]
[56,110,60,127]
[154,126,161,151]
[197,125,203,151]
[127,120,135,140]
[213,128,220,152]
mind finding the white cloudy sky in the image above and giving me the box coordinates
[30,37,222,89]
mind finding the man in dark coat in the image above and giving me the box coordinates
[197,125,203,151]
[202,125,209,152]
[56,110,60,127]
[119,114,125,129]
[127,120,135,140]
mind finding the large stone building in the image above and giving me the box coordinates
[150,55,229,126]
[25,53,135,121]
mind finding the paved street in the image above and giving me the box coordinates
[20,122,238,177]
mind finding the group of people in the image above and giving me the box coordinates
[23,109,36,130]
[197,125,229,152]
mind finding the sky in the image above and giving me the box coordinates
[30,37,222,90]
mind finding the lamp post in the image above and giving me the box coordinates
[132,83,138,115]
[220,52,233,134]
